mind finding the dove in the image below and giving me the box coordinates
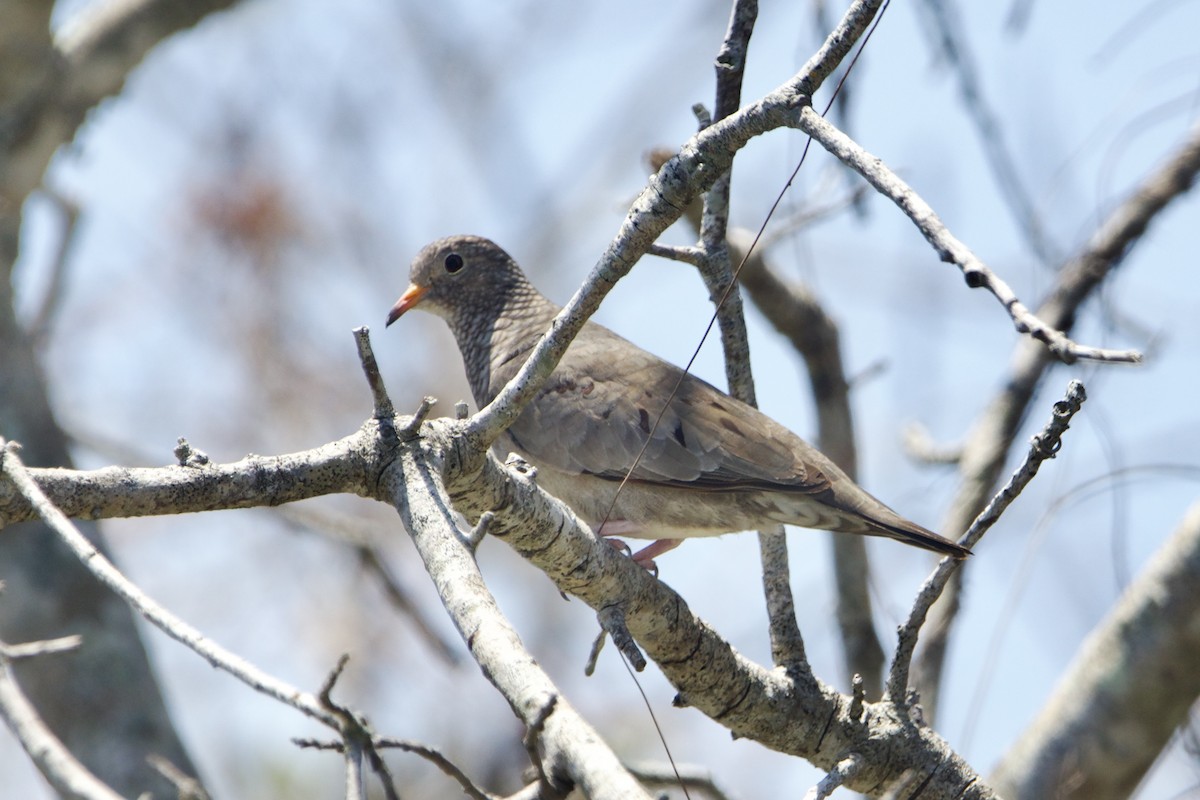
[386,235,970,567]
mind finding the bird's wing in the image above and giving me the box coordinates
[498,323,834,494]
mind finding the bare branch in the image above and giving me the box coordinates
[145,755,210,800]
[438,421,996,797]
[0,637,124,800]
[597,605,646,672]
[352,326,396,426]
[803,753,864,800]
[886,382,1087,703]
[382,434,653,800]
[916,118,1200,718]
[0,438,340,729]
[26,188,81,348]
[902,423,963,466]
[2,404,998,795]
[0,428,378,528]
[794,106,1141,364]
[0,635,81,660]
[990,502,1200,799]
[916,0,1056,263]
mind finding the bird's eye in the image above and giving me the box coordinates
[444,253,464,273]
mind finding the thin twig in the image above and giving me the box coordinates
[0,636,124,800]
[298,736,492,800]
[146,754,210,800]
[916,0,1056,263]
[794,107,1141,364]
[915,118,1200,719]
[353,327,396,432]
[522,695,561,800]
[400,396,437,439]
[803,753,865,800]
[28,188,82,348]
[0,635,81,660]
[886,381,1087,702]
[0,438,339,728]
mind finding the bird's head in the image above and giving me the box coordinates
[386,235,529,328]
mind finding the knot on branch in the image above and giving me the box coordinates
[962,267,986,289]
[173,438,210,468]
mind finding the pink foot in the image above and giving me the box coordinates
[629,538,682,573]
[593,520,681,573]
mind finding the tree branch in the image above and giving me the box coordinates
[794,106,1141,364]
[0,406,998,796]
[989,502,1200,799]
[915,0,1056,263]
[438,423,995,797]
[0,438,339,729]
[914,118,1200,719]
[886,382,1087,703]
[381,429,652,800]
[0,636,124,800]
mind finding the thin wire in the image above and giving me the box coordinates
[619,652,692,799]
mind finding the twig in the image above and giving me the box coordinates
[400,396,437,439]
[146,754,210,800]
[597,605,646,672]
[794,106,1141,364]
[915,0,1056,263]
[467,510,494,549]
[0,636,123,800]
[915,118,1200,719]
[315,655,402,800]
[277,505,462,666]
[848,674,866,722]
[886,381,1087,702]
[646,243,705,266]
[803,753,864,800]
[353,327,396,433]
[0,635,81,660]
[701,0,759,403]
[902,423,963,466]
[756,527,810,676]
[298,736,490,800]
[522,695,561,800]
[28,188,82,348]
[0,438,339,728]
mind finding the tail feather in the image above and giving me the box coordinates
[864,515,971,559]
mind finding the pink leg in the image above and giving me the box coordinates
[630,538,683,571]
[593,521,681,572]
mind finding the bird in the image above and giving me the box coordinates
[386,235,970,568]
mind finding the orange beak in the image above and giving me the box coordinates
[386,283,428,326]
